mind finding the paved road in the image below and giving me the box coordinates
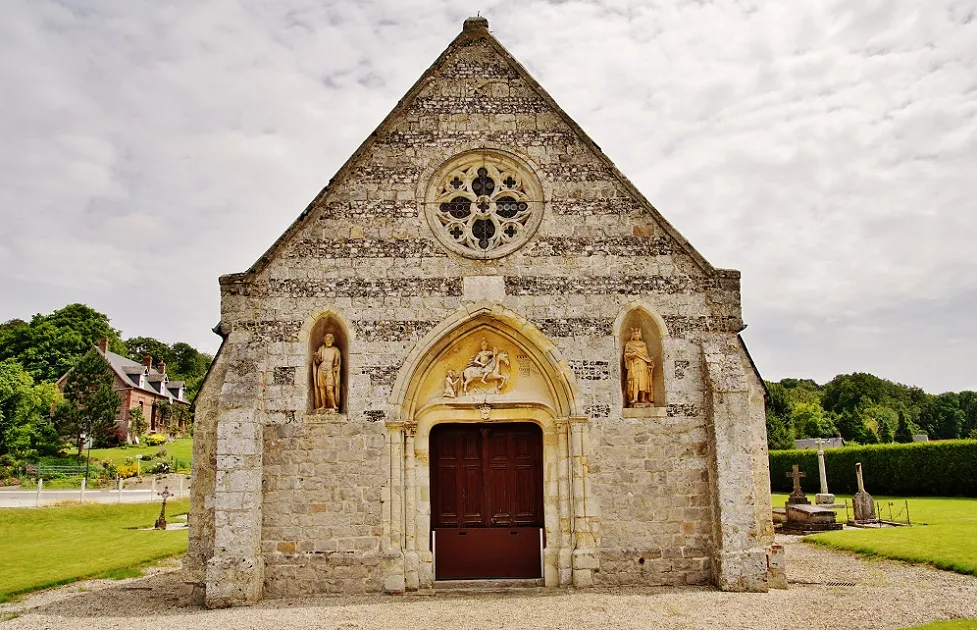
[0,488,190,508]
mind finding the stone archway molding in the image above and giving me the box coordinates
[388,302,582,421]
[381,303,598,593]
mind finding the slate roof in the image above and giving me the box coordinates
[98,347,189,405]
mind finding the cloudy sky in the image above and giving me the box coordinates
[2,0,975,393]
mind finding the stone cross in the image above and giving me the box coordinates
[155,485,171,530]
[786,465,810,505]
[814,439,835,505]
[787,465,805,493]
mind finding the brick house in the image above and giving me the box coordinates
[57,338,190,440]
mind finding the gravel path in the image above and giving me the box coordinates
[3,536,975,629]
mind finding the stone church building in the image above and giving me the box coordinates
[187,17,775,608]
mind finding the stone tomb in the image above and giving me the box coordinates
[781,504,843,533]
[187,16,776,608]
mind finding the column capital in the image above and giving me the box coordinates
[403,421,417,437]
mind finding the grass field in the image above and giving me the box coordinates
[86,437,193,468]
[772,493,977,576]
[902,621,977,629]
[0,499,189,602]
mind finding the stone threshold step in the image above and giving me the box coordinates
[434,578,546,592]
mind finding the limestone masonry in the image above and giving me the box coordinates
[188,16,776,608]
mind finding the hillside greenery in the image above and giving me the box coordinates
[765,373,977,450]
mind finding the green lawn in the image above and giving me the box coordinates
[772,493,977,576]
[0,499,189,602]
[86,437,193,468]
[902,622,977,629]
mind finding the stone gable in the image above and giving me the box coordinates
[189,17,774,608]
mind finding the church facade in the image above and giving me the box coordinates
[187,17,775,608]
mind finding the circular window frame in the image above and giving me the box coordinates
[423,150,544,260]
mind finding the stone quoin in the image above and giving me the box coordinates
[187,16,776,608]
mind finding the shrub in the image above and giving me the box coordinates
[155,447,168,459]
[148,461,170,475]
[115,463,138,479]
[144,433,167,446]
[770,440,977,497]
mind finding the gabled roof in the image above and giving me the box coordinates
[225,17,726,285]
[96,348,190,405]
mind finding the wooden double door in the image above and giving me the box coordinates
[431,422,544,579]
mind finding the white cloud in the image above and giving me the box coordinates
[0,0,974,392]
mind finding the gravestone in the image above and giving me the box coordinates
[786,465,810,505]
[852,463,875,522]
[814,438,836,505]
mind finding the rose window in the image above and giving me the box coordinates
[426,154,542,259]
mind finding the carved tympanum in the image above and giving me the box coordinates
[439,336,512,397]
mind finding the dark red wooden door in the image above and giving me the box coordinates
[431,423,543,579]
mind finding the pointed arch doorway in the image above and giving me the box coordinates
[382,307,600,591]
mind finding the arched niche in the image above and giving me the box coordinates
[307,314,349,414]
[617,307,666,409]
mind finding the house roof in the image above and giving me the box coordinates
[221,17,730,286]
[96,347,190,405]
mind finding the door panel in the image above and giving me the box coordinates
[431,422,544,579]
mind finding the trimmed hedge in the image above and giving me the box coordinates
[769,440,977,497]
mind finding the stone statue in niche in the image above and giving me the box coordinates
[312,332,342,411]
[624,328,654,407]
[442,370,460,398]
[461,337,510,394]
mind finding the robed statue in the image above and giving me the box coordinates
[624,328,654,406]
[313,332,342,411]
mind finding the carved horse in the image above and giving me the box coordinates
[462,351,510,394]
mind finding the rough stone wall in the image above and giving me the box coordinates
[186,344,226,573]
[192,21,769,599]
[262,420,386,596]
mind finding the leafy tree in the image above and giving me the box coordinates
[125,337,174,367]
[764,382,792,419]
[0,305,124,383]
[153,400,173,434]
[790,402,835,438]
[895,410,916,443]
[918,393,965,440]
[0,359,64,458]
[54,350,122,454]
[766,413,794,450]
[128,406,147,441]
[879,420,894,443]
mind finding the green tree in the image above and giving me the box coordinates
[153,400,173,435]
[917,393,965,439]
[766,413,794,450]
[878,417,894,443]
[0,359,64,458]
[125,337,174,367]
[895,410,915,443]
[791,402,834,438]
[0,305,124,383]
[128,406,147,441]
[54,350,122,454]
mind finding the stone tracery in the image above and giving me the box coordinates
[426,152,543,259]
